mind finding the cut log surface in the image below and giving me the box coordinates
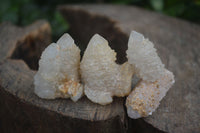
[58,5,200,133]
[0,4,200,133]
[0,20,126,133]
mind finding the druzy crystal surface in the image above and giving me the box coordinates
[80,34,134,105]
[34,34,83,102]
[126,31,165,82]
[34,31,174,119]
[125,31,175,119]
[126,69,175,119]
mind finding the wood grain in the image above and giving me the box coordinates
[58,5,200,133]
[0,20,126,133]
[0,4,200,133]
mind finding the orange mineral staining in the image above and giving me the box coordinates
[126,69,174,118]
[34,33,83,102]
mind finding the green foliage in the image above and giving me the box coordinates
[0,0,200,40]
[107,0,200,24]
[0,0,69,40]
[150,0,164,11]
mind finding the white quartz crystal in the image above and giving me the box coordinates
[126,31,175,119]
[126,31,165,82]
[34,31,175,117]
[126,69,175,119]
[80,34,134,105]
[34,33,83,102]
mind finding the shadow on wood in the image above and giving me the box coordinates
[59,5,200,133]
[0,20,128,133]
[0,4,200,133]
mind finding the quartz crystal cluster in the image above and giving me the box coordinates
[34,31,174,119]
[34,34,83,102]
[126,69,174,118]
[126,31,165,82]
[80,34,134,105]
[126,31,175,119]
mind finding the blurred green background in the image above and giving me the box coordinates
[1,0,200,40]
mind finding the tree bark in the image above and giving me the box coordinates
[0,4,200,133]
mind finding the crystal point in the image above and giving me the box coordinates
[34,33,83,101]
[81,34,134,105]
[127,31,165,82]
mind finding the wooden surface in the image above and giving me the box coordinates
[0,61,125,133]
[0,4,200,133]
[58,5,200,133]
[0,20,127,133]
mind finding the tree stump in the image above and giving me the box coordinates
[58,5,200,133]
[0,20,126,133]
[0,4,199,133]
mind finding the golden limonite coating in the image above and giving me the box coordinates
[126,69,174,119]
[126,31,175,119]
[34,34,83,102]
[34,31,175,119]
[80,34,134,105]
